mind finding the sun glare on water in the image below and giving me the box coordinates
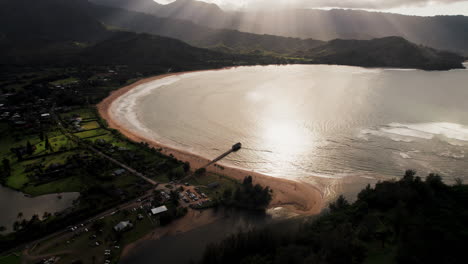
[260,116,315,157]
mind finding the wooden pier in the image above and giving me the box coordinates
[202,142,242,168]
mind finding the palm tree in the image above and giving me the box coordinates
[13,221,20,231]
[17,212,23,219]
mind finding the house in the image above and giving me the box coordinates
[40,113,51,119]
[150,205,168,216]
[113,221,133,232]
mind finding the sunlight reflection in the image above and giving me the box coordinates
[261,117,313,156]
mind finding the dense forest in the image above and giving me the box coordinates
[200,170,468,264]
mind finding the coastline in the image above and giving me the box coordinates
[97,69,324,216]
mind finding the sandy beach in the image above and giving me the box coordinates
[97,70,324,215]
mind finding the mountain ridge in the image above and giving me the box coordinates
[0,0,464,71]
[90,0,468,55]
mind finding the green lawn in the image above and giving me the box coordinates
[74,129,109,139]
[91,134,118,144]
[5,165,29,189]
[65,108,96,120]
[0,253,21,264]
[23,176,85,196]
[6,150,80,193]
[81,121,100,130]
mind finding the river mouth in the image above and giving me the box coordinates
[110,65,468,201]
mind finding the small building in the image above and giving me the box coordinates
[150,205,168,216]
[113,169,126,176]
[113,221,133,232]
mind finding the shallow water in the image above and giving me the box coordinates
[0,186,79,233]
[112,65,468,199]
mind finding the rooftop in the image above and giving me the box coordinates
[150,205,168,215]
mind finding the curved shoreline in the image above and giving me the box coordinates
[97,69,324,215]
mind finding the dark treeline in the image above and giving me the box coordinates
[200,170,468,264]
[221,176,272,211]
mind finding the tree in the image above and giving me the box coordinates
[403,169,416,182]
[223,188,233,202]
[329,195,350,212]
[42,211,50,219]
[39,130,44,141]
[0,226,6,232]
[243,176,253,186]
[426,173,444,190]
[170,166,185,180]
[13,221,20,231]
[170,190,180,206]
[17,212,23,219]
[183,162,190,173]
[2,158,10,175]
[26,141,34,155]
[15,151,23,162]
[45,135,50,151]
[195,167,206,176]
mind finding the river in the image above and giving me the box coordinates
[0,185,79,233]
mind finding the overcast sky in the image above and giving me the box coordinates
[154,0,468,16]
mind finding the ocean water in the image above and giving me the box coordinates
[111,65,468,199]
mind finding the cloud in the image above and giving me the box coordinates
[154,0,468,10]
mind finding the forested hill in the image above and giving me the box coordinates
[0,0,288,70]
[86,1,325,55]
[0,0,109,42]
[300,37,465,70]
[0,0,464,71]
[200,171,468,264]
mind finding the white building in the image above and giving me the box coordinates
[113,221,133,232]
[150,205,168,216]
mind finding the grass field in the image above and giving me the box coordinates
[81,121,100,130]
[0,253,21,264]
[61,108,96,120]
[23,176,85,196]
[74,129,109,139]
